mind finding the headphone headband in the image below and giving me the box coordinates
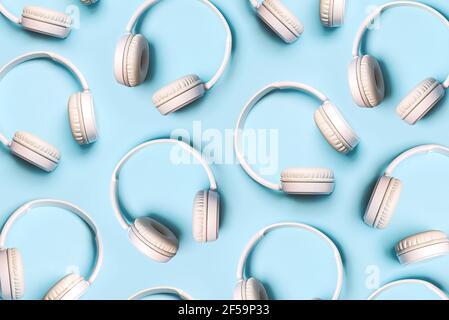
[110,138,217,230]
[234,82,329,191]
[384,144,449,176]
[0,3,20,25]
[352,1,449,87]
[236,222,344,300]
[128,286,193,300]
[124,0,232,90]
[368,279,448,300]
[0,199,103,284]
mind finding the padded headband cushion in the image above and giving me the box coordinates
[152,75,203,107]
[44,273,84,300]
[134,217,179,257]
[281,168,334,183]
[7,249,24,300]
[22,6,72,28]
[245,278,269,300]
[359,55,385,107]
[13,132,60,162]
[396,231,449,256]
[263,0,304,36]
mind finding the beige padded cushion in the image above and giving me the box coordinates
[22,6,72,27]
[263,0,304,35]
[360,55,385,107]
[68,93,87,145]
[7,249,24,300]
[192,190,207,243]
[13,131,60,161]
[126,34,150,87]
[44,273,83,300]
[396,231,449,255]
[152,75,203,107]
[376,178,402,229]
[80,0,98,5]
[320,0,332,27]
[314,107,348,153]
[281,168,334,183]
[245,278,268,300]
[396,78,438,118]
[134,217,179,256]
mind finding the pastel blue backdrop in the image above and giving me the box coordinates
[0,0,448,300]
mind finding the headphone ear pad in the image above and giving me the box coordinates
[396,78,445,125]
[9,131,60,172]
[21,6,72,38]
[6,249,25,300]
[364,176,402,229]
[320,0,345,27]
[395,231,449,265]
[44,273,89,300]
[192,190,220,243]
[244,278,269,300]
[68,92,98,145]
[314,102,359,154]
[114,34,150,87]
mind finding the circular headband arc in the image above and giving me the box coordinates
[384,144,449,176]
[234,82,328,191]
[368,279,448,300]
[0,199,103,284]
[125,0,232,90]
[129,286,193,300]
[236,222,344,300]
[0,3,21,25]
[111,138,217,230]
[352,1,449,87]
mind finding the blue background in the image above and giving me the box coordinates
[0,0,449,300]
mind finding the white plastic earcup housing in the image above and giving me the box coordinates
[395,231,449,265]
[364,176,402,229]
[152,74,205,115]
[21,6,72,38]
[9,131,61,172]
[128,217,179,263]
[44,273,89,300]
[348,55,385,108]
[192,190,220,243]
[114,34,150,87]
[320,0,345,27]
[233,278,269,300]
[68,92,98,145]
[257,0,304,44]
[314,101,360,153]
[396,78,446,125]
[0,249,25,300]
[281,168,335,195]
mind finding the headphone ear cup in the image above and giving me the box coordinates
[320,0,345,27]
[114,34,150,87]
[44,273,89,300]
[9,131,60,172]
[396,78,445,125]
[395,231,449,265]
[349,55,385,108]
[314,102,359,154]
[257,0,304,43]
[192,190,220,243]
[129,217,179,263]
[244,278,269,300]
[21,6,72,38]
[281,168,335,195]
[68,92,98,145]
[1,249,25,300]
[364,176,402,229]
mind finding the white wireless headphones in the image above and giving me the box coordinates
[368,279,448,300]
[349,1,449,125]
[234,82,359,196]
[364,144,449,265]
[248,0,345,44]
[0,199,103,300]
[129,286,193,300]
[0,1,98,38]
[0,51,98,173]
[114,0,232,116]
[111,138,221,263]
[233,222,344,300]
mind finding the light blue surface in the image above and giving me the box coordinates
[0,0,448,300]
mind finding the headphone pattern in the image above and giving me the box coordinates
[0,51,98,172]
[0,199,103,300]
